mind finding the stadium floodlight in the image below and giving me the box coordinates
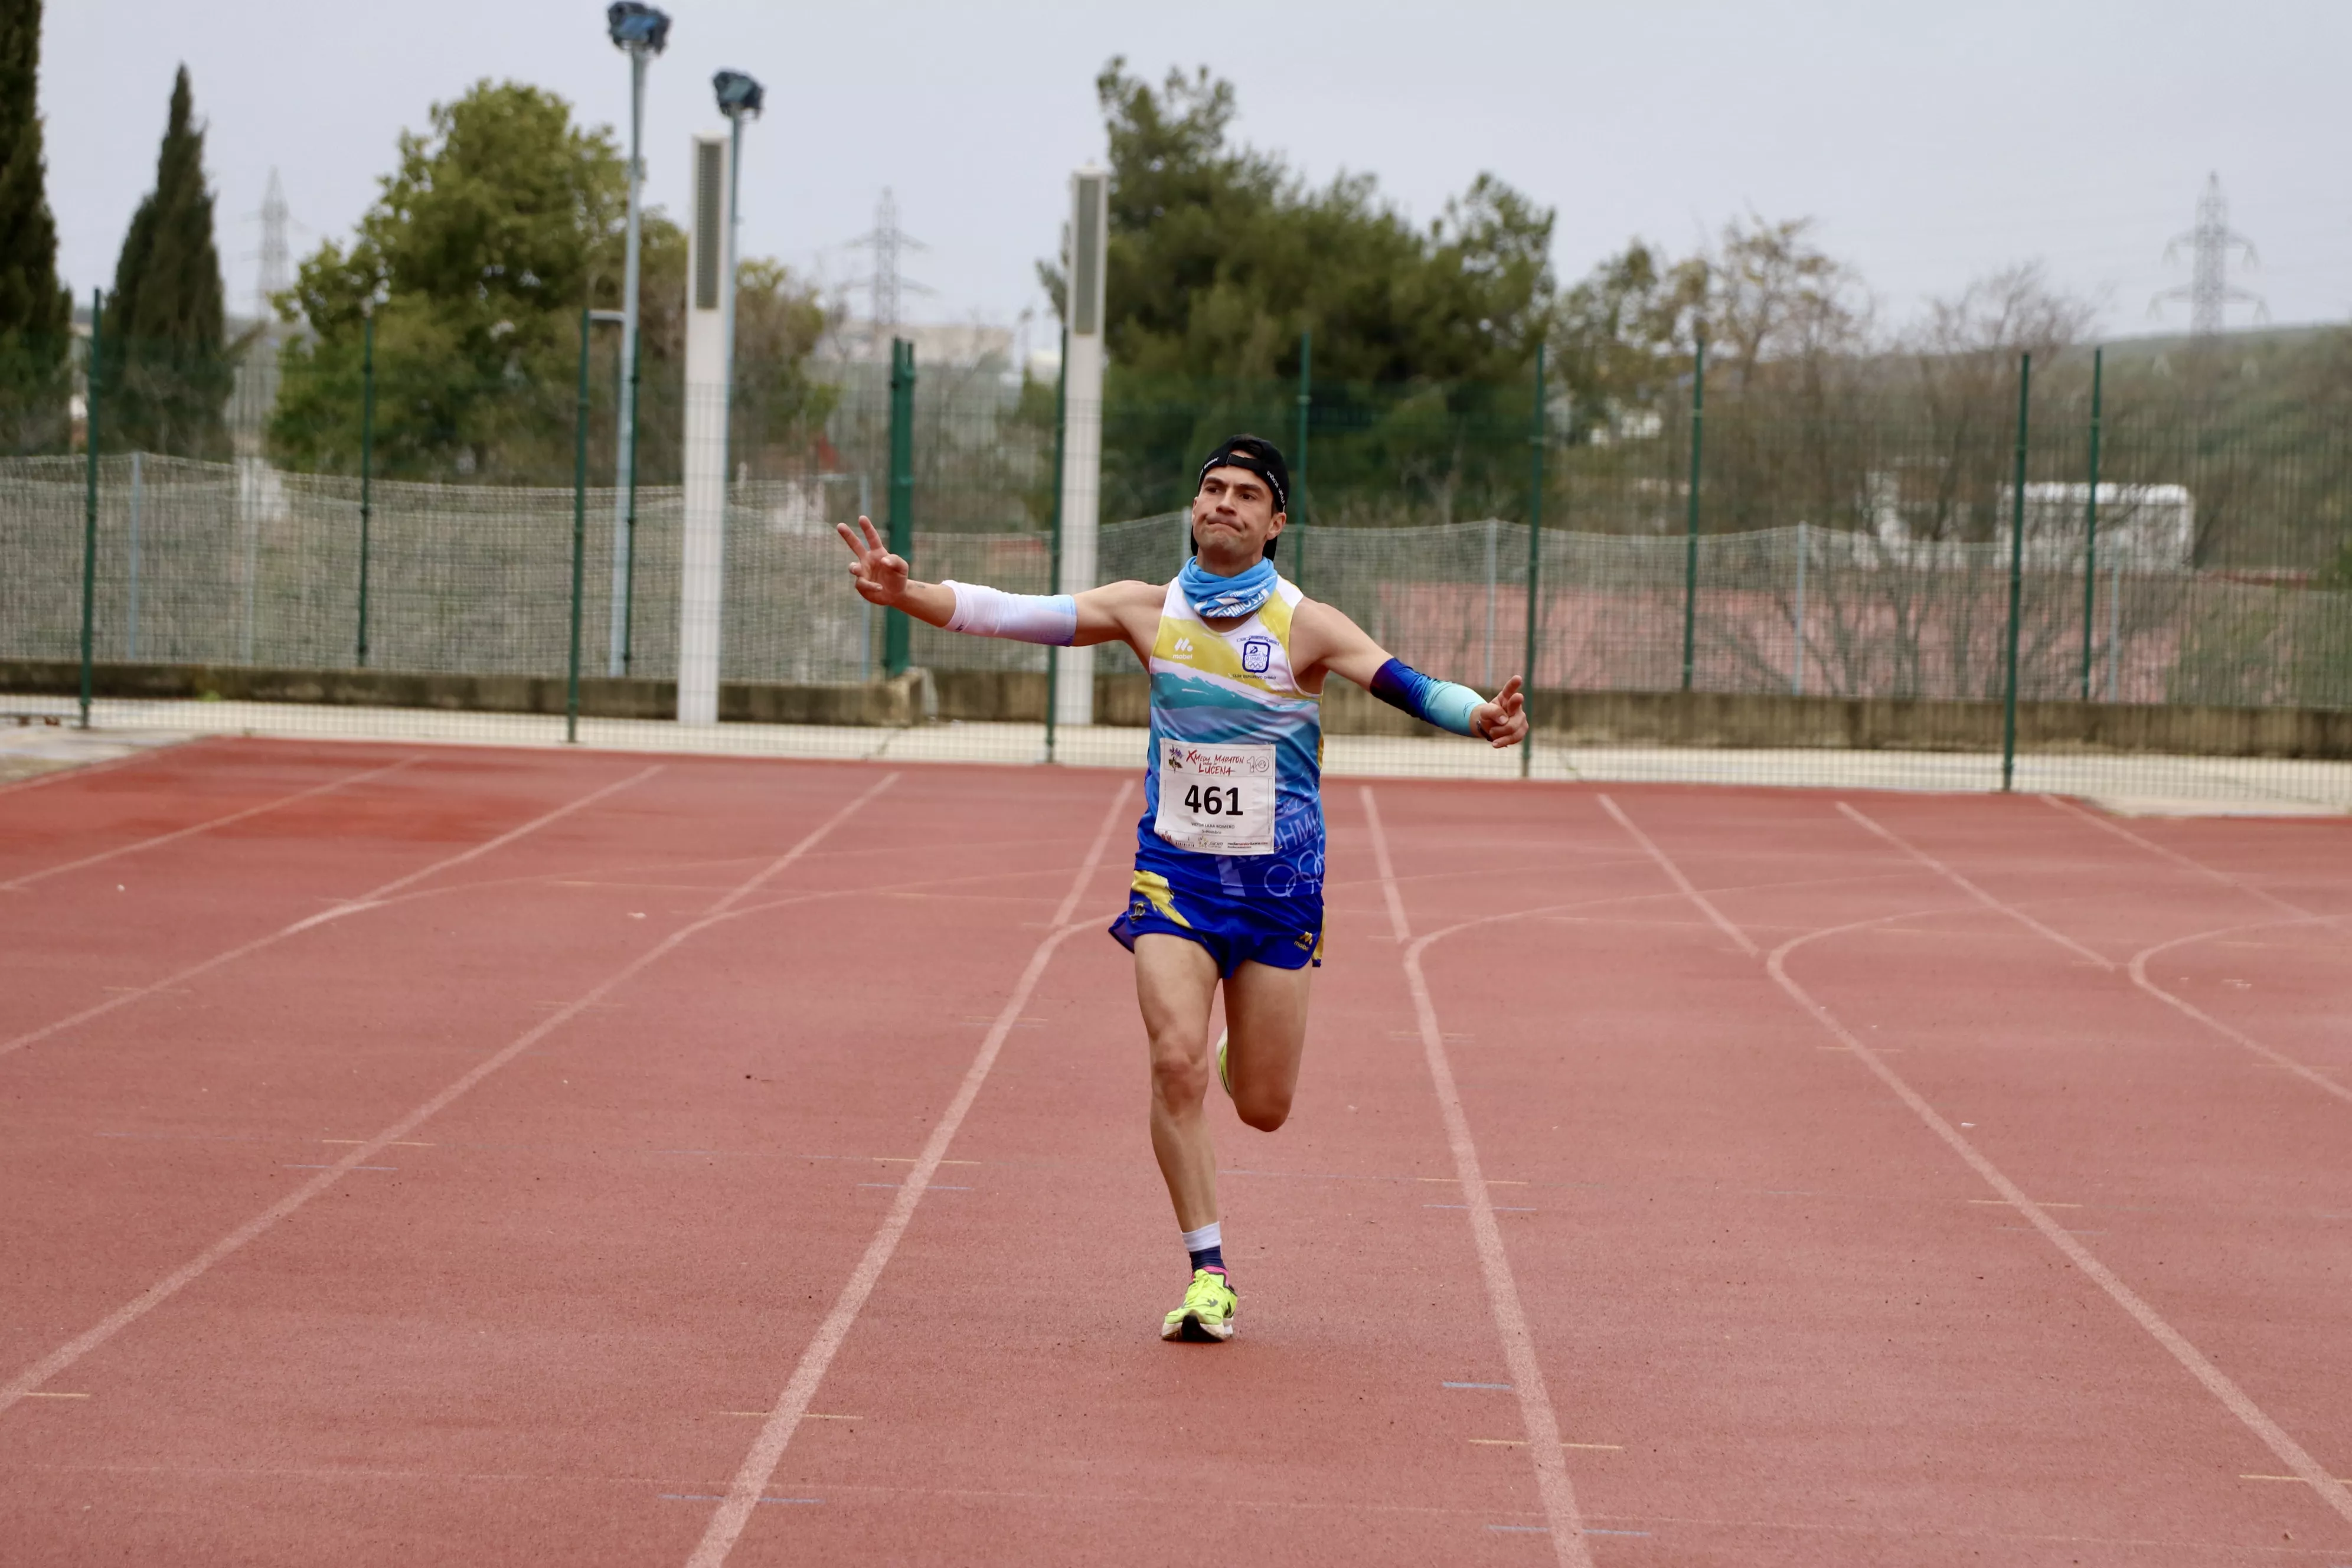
[710,70,764,487]
[712,70,764,119]
[605,2,668,53]
[602,2,669,676]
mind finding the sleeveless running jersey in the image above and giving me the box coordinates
[1131,574,1325,932]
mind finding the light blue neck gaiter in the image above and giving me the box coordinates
[1178,555,1279,620]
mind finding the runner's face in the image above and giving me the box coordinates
[1191,466,1286,571]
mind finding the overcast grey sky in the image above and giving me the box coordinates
[39,0,2352,345]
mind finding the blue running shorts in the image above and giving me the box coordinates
[1107,868,1323,978]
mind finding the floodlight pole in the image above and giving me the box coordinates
[718,104,746,488]
[608,47,649,677]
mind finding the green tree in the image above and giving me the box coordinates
[1549,240,1706,436]
[1056,61,1553,386]
[109,66,233,458]
[272,78,830,483]
[1049,61,1556,521]
[0,0,70,452]
[273,80,626,479]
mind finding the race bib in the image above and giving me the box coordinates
[1154,740,1276,855]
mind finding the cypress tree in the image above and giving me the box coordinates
[111,66,230,458]
[0,0,70,451]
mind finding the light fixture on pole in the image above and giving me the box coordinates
[711,69,763,488]
[603,1,668,678]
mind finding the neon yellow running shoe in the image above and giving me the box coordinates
[1161,1267,1237,1342]
[1216,1030,1231,1099]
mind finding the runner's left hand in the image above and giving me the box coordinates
[1471,675,1528,749]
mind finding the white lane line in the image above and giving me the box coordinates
[1363,786,1594,1568]
[1836,802,2115,971]
[2128,920,2352,1108]
[1853,802,2348,1107]
[2042,795,2332,923]
[0,772,897,1421]
[0,763,664,1061]
[0,739,180,799]
[0,755,424,893]
[1595,793,1758,957]
[687,780,1135,1568]
[1602,796,2352,1533]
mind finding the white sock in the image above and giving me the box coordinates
[1181,1221,1223,1262]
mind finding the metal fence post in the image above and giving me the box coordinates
[1521,341,1544,780]
[885,337,916,677]
[1681,334,1705,692]
[1045,327,1068,763]
[1483,516,1498,688]
[358,308,375,668]
[1792,520,1807,695]
[126,451,142,661]
[2002,351,2031,791]
[567,306,590,744]
[1292,329,1310,593]
[2079,345,2102,701]
[622,325,641,677]
[79,289,103,730]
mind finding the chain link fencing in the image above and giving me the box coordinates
[4,332,2348,812]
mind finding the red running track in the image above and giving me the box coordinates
[1,738,2348,1565]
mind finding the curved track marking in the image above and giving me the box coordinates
[0,763,664,1061]
[1837,802,2116,970]
[1602,795,2352,1534]
[1363,786,1593,1568]
[1595,793,1756,956]
[0,754,423,892]
[1842,803,2350,1109]
[687,780,1135,1568]
[0,773,897,1420]
[2127,919,2352,1107]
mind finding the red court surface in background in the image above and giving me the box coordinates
[2,737,2348,1566]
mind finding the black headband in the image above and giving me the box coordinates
[1196,437,1289,515]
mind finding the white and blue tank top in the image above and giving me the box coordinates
[1132,574,1325,930]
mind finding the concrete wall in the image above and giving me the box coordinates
[8,659,2349,760]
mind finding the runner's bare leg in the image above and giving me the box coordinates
[1136,935,1223,1230]
[1136,936,1313,1230]
[1221,959,1312,1131]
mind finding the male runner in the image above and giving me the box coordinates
[836,435,1525,1341]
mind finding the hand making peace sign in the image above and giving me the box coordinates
[835,515,910,608]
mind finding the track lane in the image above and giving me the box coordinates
[698,789,1563,1566]
[0,764,1145,1564]
[1591,787,2352,1556]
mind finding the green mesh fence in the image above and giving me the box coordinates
[3,332,2347,812]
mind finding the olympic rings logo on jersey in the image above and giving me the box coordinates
[1241,637,1275,675]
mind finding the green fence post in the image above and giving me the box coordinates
[79,289,103,730]
[1521,341,1544,780]
[884,337,916,678]
[2002,351,2032,792]
[1680,333,1706,692]
[357,308,375,668]
[567,306,590,744]
[2079,345,2102,701]
[622,324,641,677]
[1292,329,1311,592]
[1044,327,1069,763]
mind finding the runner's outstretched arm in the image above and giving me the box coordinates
[835,515,1155,649]
[1294,599,1528,749]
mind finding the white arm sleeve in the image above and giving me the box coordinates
[942,581,1079,646]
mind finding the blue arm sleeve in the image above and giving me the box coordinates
[1367,657,1484,737]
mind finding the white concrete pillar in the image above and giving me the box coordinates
[1053,165,1109,729]
[678,132,733,725]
